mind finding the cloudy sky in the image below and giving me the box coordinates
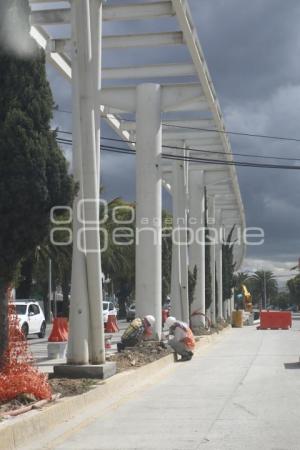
[48,0,300,283]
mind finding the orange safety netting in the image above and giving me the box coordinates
[0,287,51,402]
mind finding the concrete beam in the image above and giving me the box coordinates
[99,83,206,113]
[103,32,184,49]
[163,137,221,146]
[103,2,175,21]
[47,31,185,53]
[102,63,196,80]
[31,9,70,25]
[120,119,215,131]
[30,2,175,25]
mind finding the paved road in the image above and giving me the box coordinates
[26,315,300,450]
[29,320,128,373]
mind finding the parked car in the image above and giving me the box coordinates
[15,300,46,338]
[126,304,136,322]
[287,305,298,312]
[103,301,117,323]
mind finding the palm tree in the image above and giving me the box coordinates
[249,271,278,308]
[233,272,251,291]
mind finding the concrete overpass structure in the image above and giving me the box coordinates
[29,0,246,370]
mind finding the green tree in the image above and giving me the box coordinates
[204,189,212,310]
[233,271,252,306]
[222,226,236,302]
[0,0,74,367]
[249,271,278,307]
[233,272,251,291]
[287,274,300,306]
[100,197,135,317]
[273,291,290,310]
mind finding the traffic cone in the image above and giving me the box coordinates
[48,318,68,342]
[105,315,119,333]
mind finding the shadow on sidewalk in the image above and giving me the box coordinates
[284,362,300,370]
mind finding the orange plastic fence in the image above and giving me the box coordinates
[0,288,51,402]
[258,310,292,330]
[105,315,119,333]
[48,318,69,342]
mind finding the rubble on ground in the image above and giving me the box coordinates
[106,341,172,372]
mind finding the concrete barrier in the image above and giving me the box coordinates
[258,311,292,330]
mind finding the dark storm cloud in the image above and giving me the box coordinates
[223,83,300,267]
[189,0,300,105]
[187,0,300,269]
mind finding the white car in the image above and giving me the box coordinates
[15,300,46,338]
[103,301,117,323]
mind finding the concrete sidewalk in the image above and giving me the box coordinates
[25,319,300,450]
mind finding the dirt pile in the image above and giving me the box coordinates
[107,341,172,372]
[48,377,98,397]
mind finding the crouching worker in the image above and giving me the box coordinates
[117,315,155,352]
[165,316,195,361]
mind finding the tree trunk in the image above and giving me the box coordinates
[0,279,9,371]
[16,255,34,299]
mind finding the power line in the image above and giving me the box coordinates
[55,131,300,163]
[162,123,300,143]
[52,107,300,143]
[56,137,300,171]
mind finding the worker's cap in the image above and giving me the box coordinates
[144,315,155,327]
[165,316,177,329]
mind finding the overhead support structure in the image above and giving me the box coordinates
[29,0,247,344]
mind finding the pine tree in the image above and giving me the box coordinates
[0,0,75,367]
[204,189,212,310]
[222,226,236,303]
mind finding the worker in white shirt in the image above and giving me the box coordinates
[165,316,195,361]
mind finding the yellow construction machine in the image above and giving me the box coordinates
[242,284,253,312]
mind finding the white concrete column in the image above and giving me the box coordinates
[207,196,216,325]
[68,1,90,365]
[189,170,205,327]
[69,0,105,364]
[215,208,223,320]
[91,0,102,192]
[171,160,189,323]
[135,84,162,339]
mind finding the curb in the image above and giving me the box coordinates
[0,326,231,450]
